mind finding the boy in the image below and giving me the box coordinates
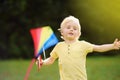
[38,16,120,80]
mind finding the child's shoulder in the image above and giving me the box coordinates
[56,40,92,45]
[78,40,87,43]
[57,40,88,44]
[79,40,92,45]
[57,41,65,45]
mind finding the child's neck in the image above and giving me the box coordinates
[64,39,78,44]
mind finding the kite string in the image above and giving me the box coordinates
[43,47,46,60]
[24,58,35,80]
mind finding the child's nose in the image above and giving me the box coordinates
[70,28,74,31]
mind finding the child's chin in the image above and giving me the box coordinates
[67,37,75,40]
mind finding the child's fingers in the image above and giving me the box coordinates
[114,38,118,44]
[115,38,118,42]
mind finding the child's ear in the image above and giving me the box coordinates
[58,28,61,31]
[79,32,81,37]
[61,31,63,35]
[58,28,63,37]
[58,28,63,34]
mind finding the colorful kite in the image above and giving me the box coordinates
[24,26,58,80]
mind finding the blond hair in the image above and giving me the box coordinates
[60,16,81,30]
[59,16,81,39]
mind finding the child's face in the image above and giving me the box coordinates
[61,21,81,40]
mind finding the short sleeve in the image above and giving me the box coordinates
[82,41,94,53]
[50,44,59,59]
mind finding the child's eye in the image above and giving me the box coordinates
[67,26,71,29]
[73,27,78,30]
[74,28,77,30]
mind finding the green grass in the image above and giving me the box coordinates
[87,56,120,80]
[0,56,120,80]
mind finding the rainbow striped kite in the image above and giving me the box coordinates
[24,26,58,80]
[30,26,58,58]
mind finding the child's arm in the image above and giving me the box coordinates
[42,56,56,65]
[93,38,120,52]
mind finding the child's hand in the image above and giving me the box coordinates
[36,59,43,65]
[113,38,120,50]
[36,57,43,71]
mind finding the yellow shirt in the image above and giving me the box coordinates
[50,40,93,80]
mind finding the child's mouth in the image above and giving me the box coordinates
[68,33,74,35]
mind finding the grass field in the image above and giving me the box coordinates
[0,56,120,80]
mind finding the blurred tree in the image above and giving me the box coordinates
[0,0,70,59]
[1,0,119,59]
[68,0,120,55]
[69,0,120,43]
